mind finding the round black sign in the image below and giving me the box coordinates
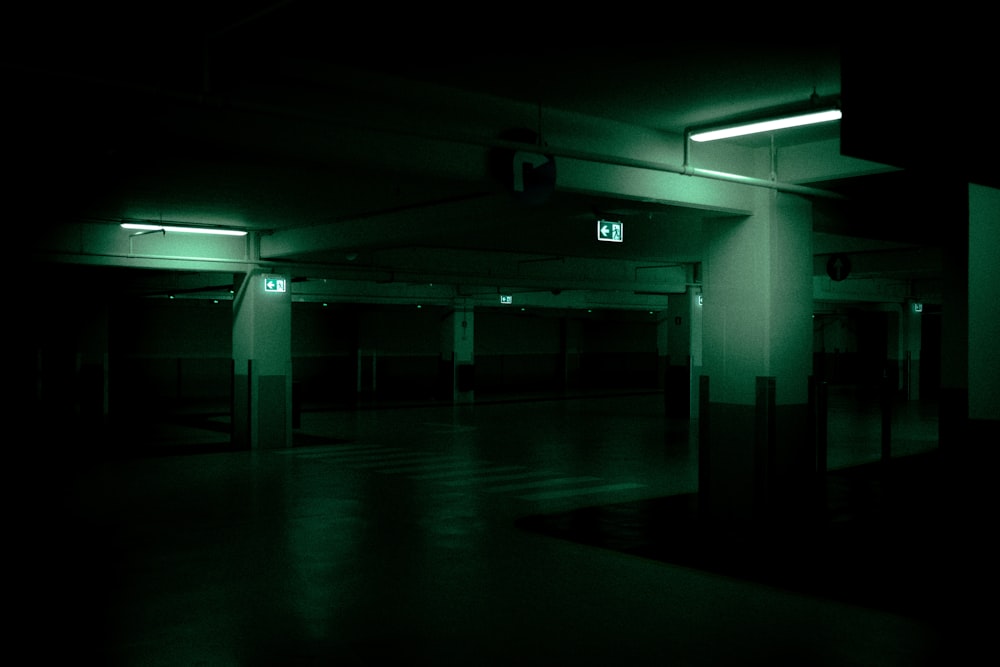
[826,254,852,282]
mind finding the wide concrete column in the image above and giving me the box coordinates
[662,288,703,418]
[938,188,970,453]
[441,305,474,404]
[232,270,293,449]
[699,188,814,526]
[967,184,1000,442]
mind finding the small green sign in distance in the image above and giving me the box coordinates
[597,219,623,242]
[264,276,287,293]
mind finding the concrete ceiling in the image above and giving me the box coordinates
[9,4,970,309]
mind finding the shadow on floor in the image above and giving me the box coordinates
[97,413,352,459]
[516,450,993,625]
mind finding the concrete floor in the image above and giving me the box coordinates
[25,390,994,665]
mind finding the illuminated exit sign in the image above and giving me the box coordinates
[264,276,287,293]
[597,219,623,242]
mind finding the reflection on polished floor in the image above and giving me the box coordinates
[36,389,994,665]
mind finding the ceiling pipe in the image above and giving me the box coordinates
[480,138,846,200]
[244,64,848,201]
[197,84,849,200]
[18,65,846,202]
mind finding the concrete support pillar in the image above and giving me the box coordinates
[939,193,970,453]
[903,301,922,401]
[441,306,474,404]
[35,286,110,442]
[967,184,1000,440]
[562,317,583,392]
[884,306,902,395]
[699,188,814,526]
[232,270,293,449]
[662,289,702,418]
[933,182,1000,575]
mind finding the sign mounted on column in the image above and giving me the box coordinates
[264,275,287,293]
[597,219,623,242]
[489,128,556,206]
[825,254,851,282]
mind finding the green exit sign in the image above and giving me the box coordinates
[264,276,287,293]
[597,219,623,242]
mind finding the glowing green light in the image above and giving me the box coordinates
[689,109,842,142]
[264,277,287,293]
[121,222,247,236]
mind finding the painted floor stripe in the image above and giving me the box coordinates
[443,470,551,486]
[485,476,602,493]
[375,460,489,474]
[421,422,478,434]
[274,444,386,456]
[314,448,412,460]
[293,447,401,460]
[516,482,646,501]
[326,451,442,465]
[408,465,523,480]
[316,443,388,452]
[349,455,460,469]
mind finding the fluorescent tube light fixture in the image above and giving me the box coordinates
[121,222,247,236]
[688,108,842,143]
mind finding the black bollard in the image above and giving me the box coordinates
[881,374,892,465]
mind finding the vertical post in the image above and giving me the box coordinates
[232,270,292,449]
[968,184,1000,435]
[881,372,893,465]
[356,348,363,396]
[442,306,475,404]
[904,351,910,401]
[665,290,696,418]
[755,376,776,518]
[817,379,828,476]
[698,374,711,520]
[810,375,829,512]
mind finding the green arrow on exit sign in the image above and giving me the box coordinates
[597,219,623,242]
[264,277,287,293]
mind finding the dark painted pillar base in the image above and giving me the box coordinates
[232,366,249,450]
[939,391,999,495]
[938,387,969,453]
[698,375,817,529]
[663,360,691,418]
[257,374,290,448]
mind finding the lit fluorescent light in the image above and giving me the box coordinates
[688,109,842,143]
[121,222,247,237]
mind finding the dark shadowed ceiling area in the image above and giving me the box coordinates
[8,4,990,308]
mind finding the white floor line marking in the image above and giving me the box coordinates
[408,465,524,480]
[516,482,647,501]
[291,446,401,460]
[421,422,478,434]
[273,443,387,456]
[485,476,602,493]
[321,451,442,465]
[349,454,461,469]
[375,460,493,475]
[442,470,551,486]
